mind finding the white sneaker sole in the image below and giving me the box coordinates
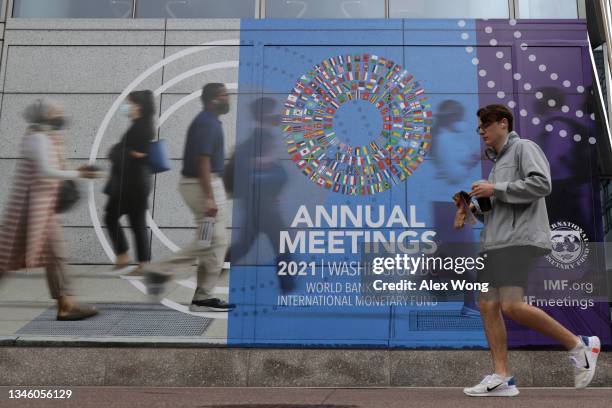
[120,274,145,280]
[575,336,601,389]
[189,305,232,312]
[463,387,520,397]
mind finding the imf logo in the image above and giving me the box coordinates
[546,221,590,269]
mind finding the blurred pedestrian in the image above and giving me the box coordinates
[228,97,293,292]
[104,90,155,272]
[144,83,235,312]
[0,99,100,320]
[430,99,481,316]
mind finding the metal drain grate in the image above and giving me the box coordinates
[16,303,213,337]
[409,310,484,331]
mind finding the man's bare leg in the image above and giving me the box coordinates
[479,288,511,376]
[499,286,579,350]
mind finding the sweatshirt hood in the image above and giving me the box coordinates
[485,131,520,161]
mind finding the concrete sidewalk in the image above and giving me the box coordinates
[1,265,611,389]
[1,387,612,408]
[0,264,231,344]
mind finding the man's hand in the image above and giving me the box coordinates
[205,197,218,217]
[129,150,147,159]
[77,164,103,179]
[198,156,216,215]
[470,182,495,198]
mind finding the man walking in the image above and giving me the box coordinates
[144,83,235,312]
[462,104,599,396]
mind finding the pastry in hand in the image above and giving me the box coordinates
[452,191,471,229]
[454,204,467,229]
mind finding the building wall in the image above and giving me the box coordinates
[0,0,599,269]
[0,18,241,265]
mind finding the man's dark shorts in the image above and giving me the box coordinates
[477,246,540,289]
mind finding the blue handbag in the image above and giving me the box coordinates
[149,139,171,173]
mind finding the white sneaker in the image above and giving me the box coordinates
[463,374,519,397]
[570,335,600,389]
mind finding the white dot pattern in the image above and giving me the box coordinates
[458,21,591,144]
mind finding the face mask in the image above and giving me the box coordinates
[48,117,67,130]
[216,100,230,115]
[119,103,131,117]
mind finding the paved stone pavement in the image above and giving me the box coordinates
[0,265,231,343]
[1,387,612,408]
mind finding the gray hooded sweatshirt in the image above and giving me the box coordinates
[478,131,552,255]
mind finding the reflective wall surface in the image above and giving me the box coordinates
[13,0,136,18]
[136,0,257,18]
[266,0,385,19]
[389,0,509,19]
[11,0,587,19]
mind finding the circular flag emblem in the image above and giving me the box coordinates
[282,54,432,195]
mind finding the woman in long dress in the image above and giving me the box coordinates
[0,99,99,320]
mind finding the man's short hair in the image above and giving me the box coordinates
[476,104,514,132]
[201,83,226,107]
